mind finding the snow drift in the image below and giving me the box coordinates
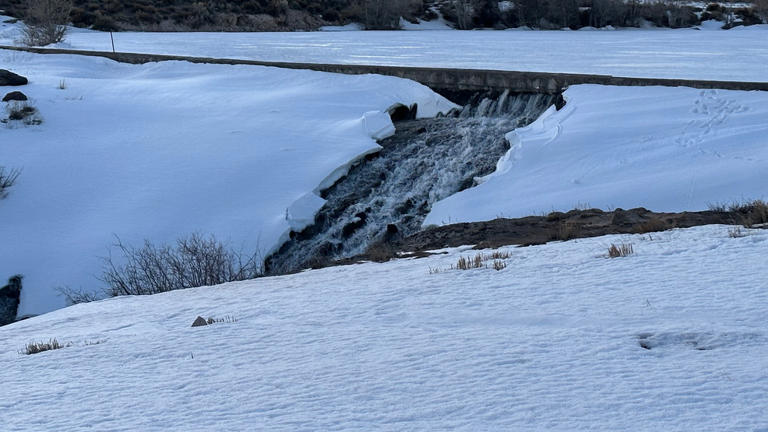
[0,50,455,315]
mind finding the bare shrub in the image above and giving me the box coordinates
[728,227,746,238]
[707,202,728,212]
[21,0,72,46]
[608,242,634,258]
[102,233,263,297]
[728,199,768,227]
[55,286,102,305]
[492,260,506,271]
[4,101,42,125]
[23,339,68,355]
[0,167,21,200]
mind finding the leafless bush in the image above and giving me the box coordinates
[102,233,263,297]
[726,199,768,227]
[0,167,21,200]
[608,242,634,258]
[4,101,42,125]
[492,260,507,271]
[728,226,746,238]
[55,286,102,305]
[21,0,72,46]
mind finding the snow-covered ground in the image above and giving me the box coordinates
[1,225,767,430]
[3,48,768,317]
[426,85,768,225]
[1,21,766,81]
[0,50,454,315]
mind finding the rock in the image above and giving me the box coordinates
[0,275,23,327]
[0,70,28,86]
[191,316,208,327]
[3,91,27,102]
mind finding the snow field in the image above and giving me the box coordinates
[0,50,455,315]
[17,24,768,82]
[1,224,767,430]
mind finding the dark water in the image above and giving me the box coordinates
[265,91,559,274]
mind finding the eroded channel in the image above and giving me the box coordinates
[265,90,562,274]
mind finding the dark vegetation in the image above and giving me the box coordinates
[0,167,20,200]
[19,0,71,45]
[0,275,23,326]
[1,0,764,32]
[441,0,766,30]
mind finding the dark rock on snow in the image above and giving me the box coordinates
[191,316,208,327]
[3,91,27,102]
[0,70,28,86]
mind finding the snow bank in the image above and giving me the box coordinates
[1,225,767,430]
[425,85,768,225]
[0,50,455,315]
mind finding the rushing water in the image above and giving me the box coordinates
[265,91,560,274]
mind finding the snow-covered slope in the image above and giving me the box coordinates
[0,50,455,315]
[1,225,767,430]
[426,85,768,225]
[5,25,765,81]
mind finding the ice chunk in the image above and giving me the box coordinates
[286,192,327,232]
[362,111,396,140]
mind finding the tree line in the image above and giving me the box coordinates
[0,0,766,34]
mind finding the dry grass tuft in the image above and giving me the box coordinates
[450,250,511,271]
[608,243,634,258]
[23,339,68,355]
[455,253,485,270]
[728,226,746,238]
[489,250,510,260]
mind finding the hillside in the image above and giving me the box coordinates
[2,224,767,430]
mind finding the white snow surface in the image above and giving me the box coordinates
[1,224,767,430]
[425,85,768,225]
[0,50,455,315]
[1,24,765,81]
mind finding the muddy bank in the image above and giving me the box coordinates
[330,205,766,264]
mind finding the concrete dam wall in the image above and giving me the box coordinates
[2,45,768,94]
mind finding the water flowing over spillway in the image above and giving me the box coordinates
[265,91,560,274]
